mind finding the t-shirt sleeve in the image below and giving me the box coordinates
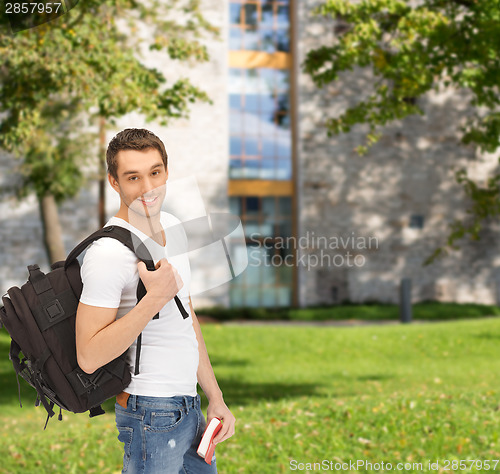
[79,238,137,308]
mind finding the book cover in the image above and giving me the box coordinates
[197,417,222,465]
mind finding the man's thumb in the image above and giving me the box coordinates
[137,261,147,275]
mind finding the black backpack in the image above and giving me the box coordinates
[0,225,188,428]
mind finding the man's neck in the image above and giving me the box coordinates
[114,208,165,246]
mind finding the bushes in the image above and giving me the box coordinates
[197,301,500,322]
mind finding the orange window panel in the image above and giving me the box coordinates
[228,179,293,196]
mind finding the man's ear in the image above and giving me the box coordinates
[108,173,119,192]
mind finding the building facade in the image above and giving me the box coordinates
[1,0,499,308]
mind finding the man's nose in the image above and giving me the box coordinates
[140,177,155,196]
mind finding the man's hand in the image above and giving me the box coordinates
[207,399,236,444]
[137,258,183,311]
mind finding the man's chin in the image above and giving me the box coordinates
[128,201,163,219]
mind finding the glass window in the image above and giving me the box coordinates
[261,4,274,27]
[276,287,291,306]
[260,95,275,113]
[260,69,275,91]
[229,3,242,24]
[276,159,291,180]
[230,136,243,155]
[229,1,290,53]
[243,93,259,112]
[244,137,258,156]
[229,94,241,109]
[245,196,260,214]
[278,196,292,216]
[228,68,244,93]
[243,30,259,50]
[260,29,275,53]
[245,287,261,307]
[277,6,289,26]
[276,219,292,237]
[244,220,260,237]
[229,27,243,50]
[229,196,241,215]
[277,140,291,158]
[243,161,260,179]
[227,1,293,307]
[230,286,245,307]
[229,111,243,134]
[230,194,293,307]
[261,286,276,305]
[278,113,290,129]
[276,28,290,52]
[276,93,289,113]
[276,70,289,91]
[262,197,276,219]
[244,4,258,27]
[261,139,275,158]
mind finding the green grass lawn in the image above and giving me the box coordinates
[1,318,500,473]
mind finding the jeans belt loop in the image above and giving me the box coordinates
[184,396,190,414]
[131,395,137,412]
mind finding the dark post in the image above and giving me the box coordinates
[400,278,412,323]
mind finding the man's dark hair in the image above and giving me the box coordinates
[106,128,168,179]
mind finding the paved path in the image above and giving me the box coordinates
[222,319,404,327]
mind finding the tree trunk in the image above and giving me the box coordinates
[39,193,66,264]
[98,116,106,228]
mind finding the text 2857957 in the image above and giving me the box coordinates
[5,3,62,14]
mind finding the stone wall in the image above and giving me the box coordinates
[296,1,500,306]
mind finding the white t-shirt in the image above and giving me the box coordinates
[79,212,199,397]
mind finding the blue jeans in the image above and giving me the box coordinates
[115,394,218,474]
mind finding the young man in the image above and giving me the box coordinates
[75,128,235,473]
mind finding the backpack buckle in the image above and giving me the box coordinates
[77,370,104,390]
[43,300,65,320]
[77,372,94,390]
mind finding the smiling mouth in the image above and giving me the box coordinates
[137,196,159,206]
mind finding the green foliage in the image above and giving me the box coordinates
[304,0,500,257]
[0,0,216,201]
[198,301,500,321]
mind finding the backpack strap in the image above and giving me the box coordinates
[65,225,189,375]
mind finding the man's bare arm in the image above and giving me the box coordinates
[189,296,236,444]
[76,259,182,374]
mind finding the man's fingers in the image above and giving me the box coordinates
[214,420,235,444]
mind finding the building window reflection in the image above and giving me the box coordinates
[229,67,291,180]
[229,196,293,307]
[228,0,294,307]
[229,0,290,53]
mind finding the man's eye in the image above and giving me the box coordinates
[152,171,160,176]
[129,176,138,181]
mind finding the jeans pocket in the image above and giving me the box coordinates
[147,408,185,432]
[116,425,133,472]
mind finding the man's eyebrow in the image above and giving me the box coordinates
[121,163,164,176]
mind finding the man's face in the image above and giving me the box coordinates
[108,148,168,219]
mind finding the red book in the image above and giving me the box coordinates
[197,417,222,465]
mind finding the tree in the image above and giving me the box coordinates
[303,0,500,261]
[0,0,216,262]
